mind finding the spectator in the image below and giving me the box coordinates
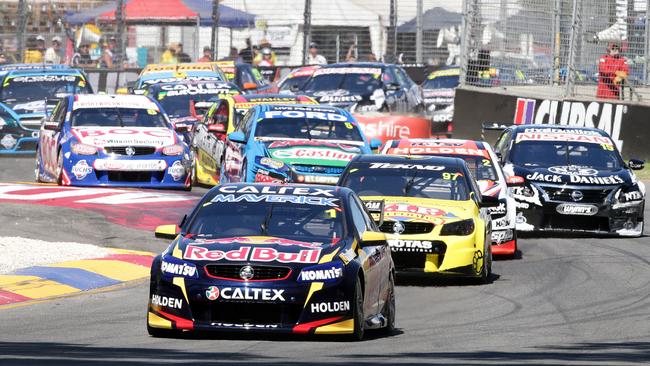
[24,36,43,63]
[36,35,46,55]
[161,43,179,64]
[345,44,357,62]
[253,39,276,66]
[366,53,377,62]
[307,42,327,65]
[198,46,213,62]
[221,47,242,62]
[71,44,96,67]
[44,36,63,64]
[257,48,275,67]
[238,38,254,63]
[0,46,7,65]
[100,37,119,68]
[597,43,629,99]
[177,43,192,63]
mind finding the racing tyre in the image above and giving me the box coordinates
[147,322,180,338]
[34,152,42,183]
[350,276,365,341]
[478,240,492,284]
[55,150,64,185]
[380,273,396,335]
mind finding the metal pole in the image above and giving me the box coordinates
[415,0,423,63]
[565,0,580,97]
[389,0,397,61]
[552,0,561,85]
[303,0,312,65]
[116,0,125,67]
[211,0,219,61]
[644,0,650,85]
[17,0,27,62]
[459,0,473,85]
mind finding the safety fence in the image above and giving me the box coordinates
[460,0,650,103]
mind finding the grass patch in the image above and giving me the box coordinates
[634,168,650,181]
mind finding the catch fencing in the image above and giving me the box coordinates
[460,0,650,103]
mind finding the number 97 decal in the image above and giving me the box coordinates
[442,172,462,180]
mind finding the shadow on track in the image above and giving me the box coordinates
[1,341,649,365]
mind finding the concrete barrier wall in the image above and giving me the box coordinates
[452,87,649,160]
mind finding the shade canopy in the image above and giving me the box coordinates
[397,7,462,32]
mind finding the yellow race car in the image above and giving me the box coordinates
[338,154,498,282]
[191,94,317,186]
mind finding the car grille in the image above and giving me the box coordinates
[292,165,345,175]
[107,171,155,182]
[205,265,292,281]
[190,301,303,326]
[104,146,157,156]
[378,220,435,234]
[541,186,613,204]
[543,215,610,232]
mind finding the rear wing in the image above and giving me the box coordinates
[363,200,385,227]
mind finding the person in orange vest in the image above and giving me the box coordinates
[597,43,629,99]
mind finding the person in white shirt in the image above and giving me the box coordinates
[307,42,327,65]
[44,36,62,64]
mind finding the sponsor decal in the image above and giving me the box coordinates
[492,229,514,243]
[526,172,562,183]
[364,200,382,211]
[11,75,76,83]
[167,161,185,181]
[569,175,624,185]
[217,185,334,196]
[259,157,285,170]
[212,194,338,207]
[93,159,167,172]
[313,67,382,76]
[388,146,489,158]
[368,163,445,171]
[142,76,221,85]
[210,322,279,329]
[310,301,350,313]
[515,132,613,144]
[318,95,363,103]
[548,165,599,176]
[623,191,643,201]
[184,245,322,264]
[556,204,598,216]
[493,218,511,229]
[204,286,285,301]
[298,262,344,283]
[0,134,17,149]
[263,110,349,122]
[387,239,435,253]
[302,175,340,184]
[488,202,507,216]
[151,294,183,309]
[160,257,198,279]
[191,236,321,248]
[11,100,47,113]
[72,128,173,147]
[71,160,93,180]
[513,98,626,149]
[271,147,356,162]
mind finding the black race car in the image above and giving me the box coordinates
[148,183,395,339]
[494,125,645,236]
[300,63,424,114]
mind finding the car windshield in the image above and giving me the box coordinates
[422,75,459,89]
[157,93,222,117]
[255,117,364,142]
[187,201,345,242]
[303,73,382,95]
[71,108,168,128]
[340,164,470,200]
[511,141,623,170]
[0,76,91,102]
[431,154,498,181]
[279,76,310,92]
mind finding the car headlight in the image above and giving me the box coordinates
[615,187,644,203]
[71,142,97,155]
[512,184,535,197]
[440,218,475,236]
[162,144,184,156]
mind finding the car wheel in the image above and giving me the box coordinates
[381,273,396,335]
[351,276,365,341]
[34,152,42,182]
[55,150,64,185]
[478,240,491,284]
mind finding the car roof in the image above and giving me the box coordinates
[511,124,608,136]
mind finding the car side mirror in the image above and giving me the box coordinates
[359,231,387,247]
[155,224,179,239]
[369,138,382,150]
[42,120,59,131]
[174,123,190,133]
[629,159,645,170]
[242,82,258,90]
[505,175,525,187]
[227,131,246,143]
[208,123,227,134]
[289,84,300,92]
[479,195,500,208]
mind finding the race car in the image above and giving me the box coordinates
[191,94,317,186]
[132,63,227,93]
[144,80,241,143]
[220,104,381,185]
[148,183,395,339]
[381,138,519,256]
[277,65,320,94]
[0,102,36,154]
[301,63,424,113]
[338,154,498,281]
[493,124,645,236]
[35,94,192,189]
[213,60,276,94]
[421,67,458,126]
[0,66,93,152]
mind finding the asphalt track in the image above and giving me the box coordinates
[1,156,649,365]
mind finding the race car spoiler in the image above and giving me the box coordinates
[481,122,510,132]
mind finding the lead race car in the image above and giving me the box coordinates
[381,138,519,256]
[35,94,192,189]
[493,125,645,236]
[338,155,498,281]
[148,183,395,339]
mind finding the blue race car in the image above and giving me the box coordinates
[0,66,93,152]
[149,183,395,339]
[35,94,192,190]
[0,102,37,154]
[133,70,227,94]
[220,104,381,185]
